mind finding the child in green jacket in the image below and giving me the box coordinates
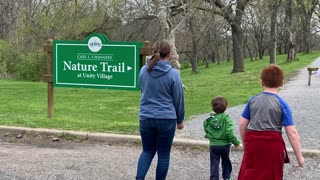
[203,96,241,180]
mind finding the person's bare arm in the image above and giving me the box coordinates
[239,117,249,149]
[285,125,304,167]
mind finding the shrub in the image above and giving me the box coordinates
[180,61,191,70]
[0,40,22,78]
[14,50,47,81]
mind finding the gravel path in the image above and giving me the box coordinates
[0,139,319,180]
[1,59,319,180]
[176,58,320,151]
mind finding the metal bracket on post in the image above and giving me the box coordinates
[307,67,318,86]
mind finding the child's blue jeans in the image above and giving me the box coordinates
[210,144,232,180]
[136,119,176,180]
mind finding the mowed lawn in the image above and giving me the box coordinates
[1,52,319,134]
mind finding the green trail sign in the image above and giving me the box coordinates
[53,33,142,90]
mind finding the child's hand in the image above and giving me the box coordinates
[296,156,305,167]
[235,144,243,150]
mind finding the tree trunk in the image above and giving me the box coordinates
[215,0,249,73]
[154,0,183,71]
[287,32,296,61]
[258,47,264,59]
[243,43,247,59]
[278,46,282,55]
[296,0,318,53]
[190,39,199,72]
[287,0,296,62]
[269,16,277,64]
[167,33,181,70]
[215,45,221,64]
[226,37,231,62]
[301,15,312,53]
[231,23,245,73]
[256,32,265,60]
[189,14,199,73]
[211,48,216,63]
[204,58,209,68]
[245,42,254,62]
[269,0,281,64]
[212,0,250,66]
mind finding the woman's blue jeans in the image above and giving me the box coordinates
[136,119,176,180]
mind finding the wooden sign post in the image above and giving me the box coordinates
[43,39,54,118]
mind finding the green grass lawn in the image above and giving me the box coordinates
[1,52,319,134]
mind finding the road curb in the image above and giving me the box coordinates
[1,125,319,157]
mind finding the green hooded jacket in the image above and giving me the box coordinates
[203,112,240,146]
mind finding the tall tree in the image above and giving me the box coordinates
[311,5,320,35]
[186,11,213,72]
[123,0,202,72]
[209,0,252,73]
[243,1,269,60]
[268,0,282,64]
[152,0,187,71]
[0,0,18,39]
[188,14,199,72]
[286,0,295,61]
[296,0,319,53]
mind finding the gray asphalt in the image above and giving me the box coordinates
[0,58,320,180]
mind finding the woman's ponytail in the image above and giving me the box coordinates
[147,52,160,73]
[147,40,171,73]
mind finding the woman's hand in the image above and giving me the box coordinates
[177,122,184,130]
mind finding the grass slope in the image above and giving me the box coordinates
[0,52,319,134]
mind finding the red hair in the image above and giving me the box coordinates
[261,64,284,88]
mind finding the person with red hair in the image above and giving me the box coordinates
[238,64,304,180]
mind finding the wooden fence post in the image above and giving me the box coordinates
[43,39,54,118]
[140,41,153,68]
